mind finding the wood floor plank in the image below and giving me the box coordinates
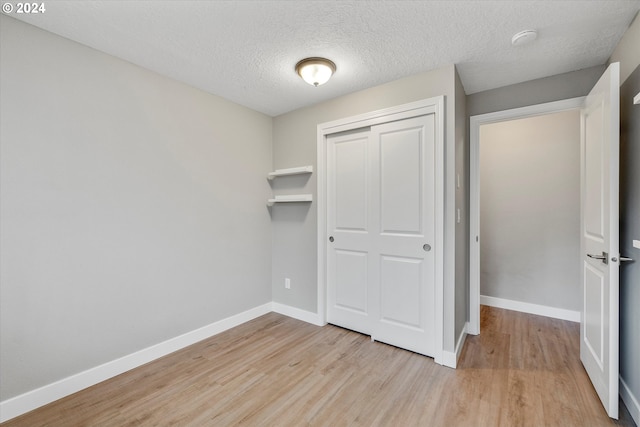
[2,307,636,427]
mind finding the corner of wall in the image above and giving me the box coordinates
[453,66,469,340]
[608,10,640,85]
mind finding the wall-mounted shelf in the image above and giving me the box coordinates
[267,194,313,206]
[267,166,313,180]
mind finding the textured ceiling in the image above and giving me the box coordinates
[9,1,640,116]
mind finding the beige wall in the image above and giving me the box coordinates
[0,16,273,401]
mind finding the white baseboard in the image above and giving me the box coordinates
[440,350,456,368]
[456,322,469,362]
[271,302,324,326]
[0,302,272,423]
[620,376,640,426]
[480,295,580,323]
[441,322,469,369]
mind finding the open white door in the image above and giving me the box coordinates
[580,62,620,419]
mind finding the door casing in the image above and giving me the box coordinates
[317,97,445,365]
[468,97,585,334]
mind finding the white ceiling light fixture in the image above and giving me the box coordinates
[295,57,336,87]
[511,29,538,46]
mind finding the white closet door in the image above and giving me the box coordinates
[326,114,436,357]
[370,115,436,356]
[326,129,374,334]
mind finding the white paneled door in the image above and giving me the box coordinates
[327,129,373,335]
[327,115,436,357]
[580,62,620,419]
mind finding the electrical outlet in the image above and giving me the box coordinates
[285,278,291,289]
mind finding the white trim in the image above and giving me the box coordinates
[317,97,446,365]
[456,322,469,361]
[469,97,586,335]
[620,376,640,425]
[316,98,442,135]
[442,321,469,369]
[272,302,324,326]
[480,295,580,322]
[317,121,327,326]
[441,350,457,368]
[0,303,272,423]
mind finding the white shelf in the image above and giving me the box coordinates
[267,166,313,180]
[267,194,313,206]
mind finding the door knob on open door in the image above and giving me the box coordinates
[611,256,634,263]
[587,252,608,264]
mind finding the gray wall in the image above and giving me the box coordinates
[0,18,470,404]
[619,52,640,423]
[467,65,605,117]
[272,65,466,352]
[0,16,273,400]
[454,70,469,342]
[610,11,640,418]
[609,11,640,85]
[479,111,581,310]
[5,5,632,411]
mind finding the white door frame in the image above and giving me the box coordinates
[468,97,585,334]
[317,97,445,364]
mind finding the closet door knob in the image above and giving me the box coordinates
[423,244,431,252]
[329,236,334,242]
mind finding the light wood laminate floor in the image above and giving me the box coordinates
[2,306,636,426]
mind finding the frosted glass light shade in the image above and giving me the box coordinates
[296,57,336,87]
